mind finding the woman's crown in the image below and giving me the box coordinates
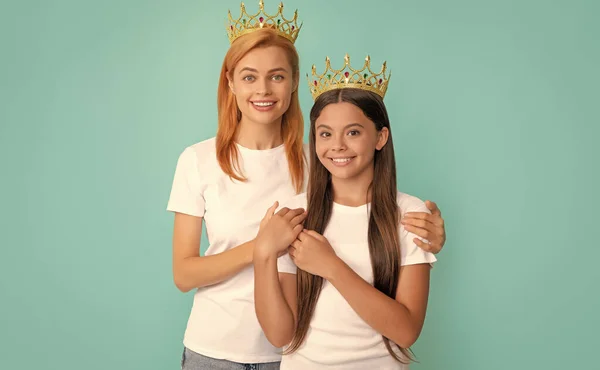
[226,1,302,44]
[308,54,391,101]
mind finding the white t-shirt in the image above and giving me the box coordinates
[277,191,437,370]
[167,137,308,363]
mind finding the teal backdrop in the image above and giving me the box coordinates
[1,0,598,369]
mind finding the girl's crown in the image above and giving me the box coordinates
[307,54,391,101]
[226,1,302,44]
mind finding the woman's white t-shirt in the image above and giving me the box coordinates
[167,137,307,363]
[277,192,437,370]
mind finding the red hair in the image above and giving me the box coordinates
[216,28,305,192]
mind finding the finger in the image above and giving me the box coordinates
[292,224,303,235]
[263,201,278,220]
[290,211,307,226]
[291,239,301,248]
[304,229,325,241]
[288,246,296,259]
[297,231,310,242]
[425,200,441,216]
[415,237,442,254]
[413,238,435,253]
[276,207,290,217]
[403,224,431,240]
[267,201,279,216]
[401,217,432,229]
[402,212,432,222]
[284,207,305,221]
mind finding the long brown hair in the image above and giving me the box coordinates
[216,28,304,192]
[286,88,413,363]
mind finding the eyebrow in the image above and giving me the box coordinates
[238,67,289,74]
[316,123,365,130]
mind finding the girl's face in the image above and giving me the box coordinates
[228,46,296,127]
[315,101,388,182]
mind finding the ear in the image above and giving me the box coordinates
[375,127,389,151]
[227,73,235,95]
[292,73,299,92]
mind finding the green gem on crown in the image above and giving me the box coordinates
[327,74,331,79]
[277,19,281,25]
[363,73,368,79]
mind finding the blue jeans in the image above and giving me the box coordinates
[181,348,281,370]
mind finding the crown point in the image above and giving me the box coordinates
[365,55,370,62]
[344,54,350,64]
[259,0,264,10]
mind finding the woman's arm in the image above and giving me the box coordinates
[172,212,255,292]
[254,251,297,347]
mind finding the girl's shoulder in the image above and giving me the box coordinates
[396,191,430,216]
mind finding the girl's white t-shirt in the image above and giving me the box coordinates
[167,137,307,363]
[277,192,437,370]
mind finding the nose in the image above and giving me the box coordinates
[255,77,272,96]
[331,134,347,152]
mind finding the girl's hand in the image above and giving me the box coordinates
[289,230,339,278]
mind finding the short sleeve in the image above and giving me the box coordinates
[277,253,297,274]
[166,147,206,217]
[400,197,437,267]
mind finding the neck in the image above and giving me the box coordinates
[331,165,374,207]
[235,116,284,150]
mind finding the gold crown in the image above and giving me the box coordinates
[226,1,302,44]
[307,54,391,101]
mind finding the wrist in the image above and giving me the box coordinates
[253,240,278,263]
[323,256,346,281]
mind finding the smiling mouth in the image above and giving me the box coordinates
[329,157,356,166]
[250,100,277,112]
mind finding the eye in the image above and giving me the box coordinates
[319,131,331,138]
[242,75,255,82]
[347,130,360,136]
[271,74,284,81]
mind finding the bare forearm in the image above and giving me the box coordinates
[254,254,295,347]
[327,260,423,348]
[173,240,254,292]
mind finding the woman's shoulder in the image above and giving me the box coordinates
[177,137,217,168]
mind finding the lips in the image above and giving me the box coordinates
[329,156,356,167]
[250,100,277,112]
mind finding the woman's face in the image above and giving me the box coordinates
[229,46,296,127]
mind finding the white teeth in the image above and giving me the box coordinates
[252,102,274,107]
[332,158,352,163]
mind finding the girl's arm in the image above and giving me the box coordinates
[254,252,297,348]
[290,230,431,348]
[326,261,430,348]
[172,213,255,292]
